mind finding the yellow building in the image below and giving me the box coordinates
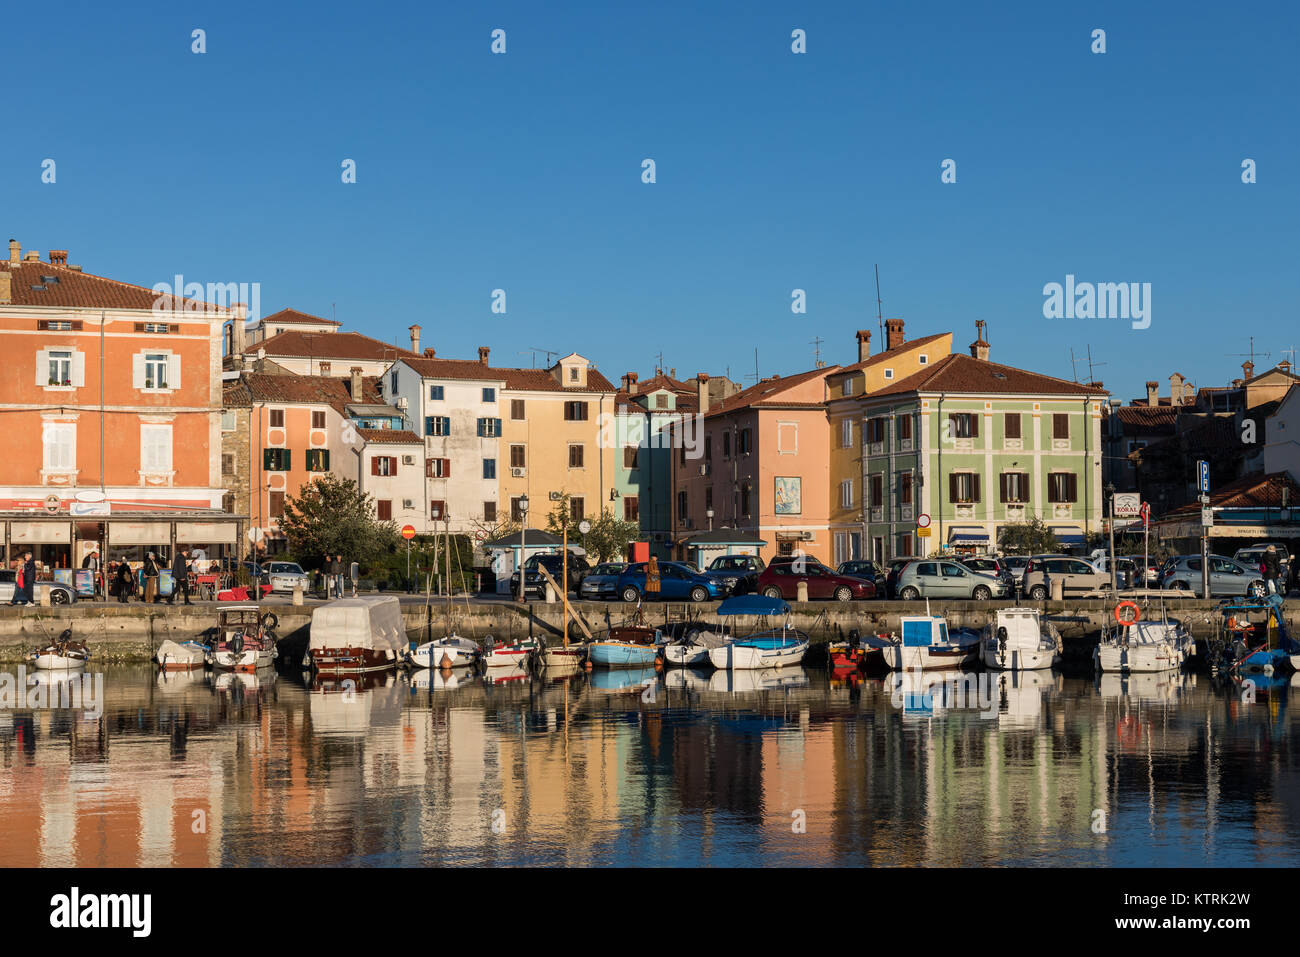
[825,322,953,564]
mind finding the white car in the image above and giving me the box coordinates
[0,570,75,604]
[264,561,309,594]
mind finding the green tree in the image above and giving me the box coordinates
[278,474,399,570]
[544,497,640,563]
[998,517,1060,555]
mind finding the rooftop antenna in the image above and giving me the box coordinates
[874,264,885,344]
[529,347,560,366]
[1283,346,1297,369]
[1227,336,1270,373]
[1086,344,1107,383]
[810,335,824,366]
[745,348,760,386]
[654,351,665,376]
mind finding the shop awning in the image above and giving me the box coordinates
[1051,526,1086,546]
[947,527,989,544]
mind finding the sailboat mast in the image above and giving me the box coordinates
[562,522,569,649]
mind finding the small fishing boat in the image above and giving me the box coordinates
[980,608,1061,671]
[663,625,728,666]
[827,630,894,673]
[208,605,276,672]
[482,636,537,668]
[587,624,662,668]
[1094,614,1189,674]
[663,597,776,667]
[1207,595,1300,676]
[28,630,91,670]
[307,596,405,674]
[408,635,481,669]
[154,638,208,671]
[880,615,980,671]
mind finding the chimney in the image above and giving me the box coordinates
[969,319,990,361]
[424,347,436,357]
[696,373,710,414]
[622,372,639,395]
[669,367,676,380]
[229,318,246,356]
[1231,378,1243,388]
[8,240,19,264]
[885,318,905,351]
[23,250,39,262]
[350,366,363,402]
[48,250,67,266]
[1281,360,1293,374]
[408,324,421,354]
[0,266,9,304]
[856,330,871,363]
[1145,380,1158,405]
[1243,360,1255,380]
[478,346,490,365]
[1169,372,1185,405]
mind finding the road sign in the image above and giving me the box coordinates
[1198,460,1210,494]
[1201,507,1214,528]
[401,525,416,540]
[1113,493,1141,518]
[917,527,932,538]
[916,513,932,529]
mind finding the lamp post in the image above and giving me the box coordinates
[706,507,714,532]
[518,493,529,603]
[1105,481,1117,593]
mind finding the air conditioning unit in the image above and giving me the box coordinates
[800,531,815,541]
[511,467,526,478]
[402,455,415,465]
[395,397,408,410]
[402,499,414,508]
[549,491,562,501]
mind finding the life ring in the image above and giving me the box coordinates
[260,612,278,632]
[1114,601,1141,625]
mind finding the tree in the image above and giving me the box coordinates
[544,497,640,563]
[998,517,1060,555]
[278,474,399,570]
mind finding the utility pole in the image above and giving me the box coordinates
[1106,482,1117,592]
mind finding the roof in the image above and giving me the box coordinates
[400,356,616,393]
[1114,405,1179,432]
[356,429,422,445]
[255,329,417,363]
[826,333,951,377]
[1,258,233,313]
[681,529,767,545]
[256,307,340,327]
[706,366,836,419]
[482,530,564,548]
[869,353,1107,398]
[1163,472,1300,517]
[235,372,385,417]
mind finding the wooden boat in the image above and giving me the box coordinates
[208,605,276,672]
[587,624,661,668]
[1094,618,1189,674]
[28,630,90,670]
[827,629,893,673]
[980,608,1061,671]
[880,615,980,671]
[154,638,208,671]
[306,596,405,674]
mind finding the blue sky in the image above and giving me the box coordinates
[3,0,1296,399]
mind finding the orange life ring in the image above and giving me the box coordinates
[1114,600,1141,625]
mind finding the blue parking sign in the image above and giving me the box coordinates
[1198,460,1209,493]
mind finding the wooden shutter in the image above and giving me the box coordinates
[71,351,86,387]
[1067,473,1078,502]
[971,414,979,437]
[949,474,958,502]
[999,473,1008,503]
[371,457,380,476]
[972,474,981,502]
[132,353,145,389]
[441,458,450,477]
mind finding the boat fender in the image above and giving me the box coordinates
[1114,601,1141,625]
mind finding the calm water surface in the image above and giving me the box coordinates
[1,662,1298,867]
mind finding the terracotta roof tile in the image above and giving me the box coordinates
[706,366,836,418]
[356,428,422,445]
[827,332,951,376]
[2,259,232,312]
[239,372,384,417]
[870,353,1107,398]
[257,307,340,327]
[401,356,616,393]
[1115,405,1179,431]
[256,329,417,363]
[1163,472,1300,517]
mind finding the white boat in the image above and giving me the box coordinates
[27,631,90,670]
[1094,618,1190,674]
[881,615,980,671]
[707,667,809,693]
[154,639,208,671]
[980,608,1061,670]
[307,596,406,674]
[208,606,275,672]
[663,626,728,666]
[408,634,480,669]
[709,630,809,670]
[482,637,536,668]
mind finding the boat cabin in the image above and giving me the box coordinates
[218,605,264,643]
[900,616,954,649]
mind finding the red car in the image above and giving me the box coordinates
[756,557,876,602]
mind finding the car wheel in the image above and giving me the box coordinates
[1029,585,1047,601]
[689,586,708,603]
[1248,581,1267,598]
[622,586,641,603]
[50,589,70,605]
[762,586,783,600]
[1172,581,1189,592]
[899,586,920,601]
[833,586,853,602]
[972,585,992,601]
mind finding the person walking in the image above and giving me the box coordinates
[169,548,193,605]
[333,554,345,598]
[1262,544,1282,596]
[114,560,134,603]
[143,552,161,604]
[646,554,661,598]
[8,551,35,606]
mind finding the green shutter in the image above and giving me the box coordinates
[283,449,291,470]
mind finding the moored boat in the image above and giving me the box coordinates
[881,615,980,671]
[980,608,1061,671]
[154,638,208,671]
[27,630,91,670]
[207,605,276,672]
[482,636,537,668]
[1207,595,1299,676]
[1094,616,1189,674]
[307,596,406,674]
[709,629,809,670]
[587,624,661,668]
[408,634,481,669]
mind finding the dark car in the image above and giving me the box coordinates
[578,562,628,601]
[836,560,886,596]
[615,562,724,603]
[699,554,766,596]
[509,553,590,599]
[756,557,875,602]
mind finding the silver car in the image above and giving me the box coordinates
[894,559,1010,600]
[264,561,309,594]
[1160,555,1266,597]
[0,570,75,604]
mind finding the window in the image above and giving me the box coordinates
[843,378,855,397]
[898,414,912,441]
[311,410,327,429]
[48,350,73,386]
[918,354,928,365]
[483,502,497,523]
[1053,413,1069,440]
[390,370,398,394]
[569,367,579,382]
[899,533,913,555]
[483,458,496,480]
[738,428,752,454]
[948,472,980,504]
[740,483,751,516]
[568,444,585,468]
[221,410,237,431]
[38,320,82,331]
[1000,472,1030,503]
[948,413,977,438]
[429,385,444,401]
[269,409,285,429]
[900,472,913,505]
[428,500,448,519]
[425,416,450,436]
[677,491,689,520]
[510,399,525,419]
[371,456,397,476]
[427,458,450,478]
[263,448,290,471]
[319,362,331,375]
[705,486,713,509]
[883,369,894,379]
[624,497,639,521]
[144,353,169,390]
[305,449,331,472]
[510,497,525,522]
[1047,472,1078,503]
[842,418,854,448]
[624,446,639,469]
[569,497,585,522]
[269,491,285,519]
[377,500,392,521]
[866,417,886,443]
[564,401,589,421]
[655,394,668,408]
[1004,413,1022,440]
[509,445,526,468]
[141,425,172,471]
[222,453,234,475]
[870,475,883,508]
[841,480,853,508]
[476,417,503,437]
[43,422,75,470]
[482,387,496,402]
[705,435,712,461]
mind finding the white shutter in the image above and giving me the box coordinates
[168,354,181,391]
[132,353,145,389]
[71,351,86,388]
[36,349,48,386]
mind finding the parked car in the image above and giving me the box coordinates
[1090,555,1139,589]
[1021,555,1112,599]
[999,555,1030,589]
[756,557,875,602]
[1118,555,1160,586]
[264,561,310,594]
[1233,545,1291,580]
[885,556,922,599]
[0,570,75,605]
[1160,555,1266,597]
[509,553,591,598]
[836,560,887,596]
[893,559,1009,600]
[957,556,1014,592]
[699,555,766,596]
[616,561,723,603]
[578,562,628,601]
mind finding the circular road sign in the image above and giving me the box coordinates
[916,513,932,529]
[401,525,416,540]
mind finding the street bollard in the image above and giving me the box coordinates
[292,583,304,606]
[39,583,50,607]
[1051,578,1064,601]
[545,582,556,603]
[797,581,809,603]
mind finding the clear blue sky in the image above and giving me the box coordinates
[3,0,1296,400]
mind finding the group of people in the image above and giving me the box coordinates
[105,548,196,605]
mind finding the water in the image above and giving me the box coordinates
[1,662,1298,867]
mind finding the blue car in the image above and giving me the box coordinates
[616,562,724,603]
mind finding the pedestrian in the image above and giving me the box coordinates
[331,554,344,598]
[8,551,35,606]
[143,552,161,603]
[646,554,661,598]
[169,548,193,605]
[1262,545,1282,596]
[114,560,134,603]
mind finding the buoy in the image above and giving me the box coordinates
[1114,600,1141,625]
[438,653,454,669]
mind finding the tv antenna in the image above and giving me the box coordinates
[1068,345,1106,384]
[745,348,761,386]
[874,264,885,344]
[1227,336,1270,372]
[810,335,824,366]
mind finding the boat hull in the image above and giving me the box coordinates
[483,643,534,668]
[979,640,1058,671]
[884,643,977,671]
[308,646,399,674]
[408,638,480,669]
[154,640,207,671]
[208,648,273,672]
[30,653,88,671]
[538,647,584,670]
[588,641,659,668]
[1094,643,1180,673]
[709,639,808,670]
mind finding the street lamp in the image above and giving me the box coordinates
[706,507,714,531]
[1105,481,1117,593]
[518,493,529,603]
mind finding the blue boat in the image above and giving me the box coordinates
[586,624,661,668]
[1211,594,1300,676]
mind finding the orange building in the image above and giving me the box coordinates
[0,240,239,567]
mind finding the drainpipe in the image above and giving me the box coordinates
[937,394,944,554]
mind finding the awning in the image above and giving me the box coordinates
[110,521,173,545]
[947,527,989,544]
[1050,526,1086,546]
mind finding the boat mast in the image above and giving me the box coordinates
[562,522,569,649]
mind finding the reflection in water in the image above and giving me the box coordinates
[0,662,1297,867]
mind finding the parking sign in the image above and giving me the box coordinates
[1198,460,1209,494]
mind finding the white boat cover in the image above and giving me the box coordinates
[309,596,407,653]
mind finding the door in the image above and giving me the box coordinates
[660,564,687,599]
[802,564,830,599]
[913,562,941,596]
[939,562,970,597]
[1210,557,1242,596]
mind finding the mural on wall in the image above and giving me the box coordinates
[774,476,802,515]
